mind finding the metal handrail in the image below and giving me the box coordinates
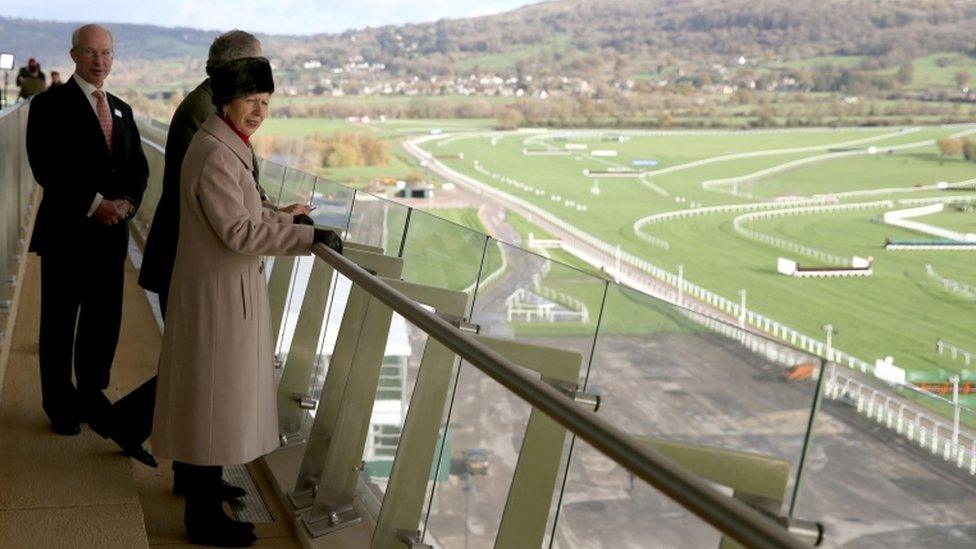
[312,243,804,549]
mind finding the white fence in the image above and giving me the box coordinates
[884,202,976,242]
[633,198,829,250]
[926,264,976,300]
[937,340,974,367]
[504,286,589,324]
[826,365,976,475]
[732,200,893,266]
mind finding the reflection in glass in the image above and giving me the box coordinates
[258,159,285,208]
[279,166,316,208]
[347,191,410,254]
[310,178,355,231]
[399,209,488,293]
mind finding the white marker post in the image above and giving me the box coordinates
[951,375,961,456]
[823,324,835,363]
[738,289,747,328]
[677,264,684,306]
[614,245,621,284]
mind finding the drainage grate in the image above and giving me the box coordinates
[224,464,275,523]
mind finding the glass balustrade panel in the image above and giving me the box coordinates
[278,167,316,211]
[553,282,821,548]
[793,361,976,546]
[0,111,12,299]
[421,236,609,547]
[351,209,488,502]
[346,190,410,255]
[309,177,355,231]
[257,159,286,209]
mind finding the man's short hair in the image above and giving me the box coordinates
[71,24,114,48]
[206,30,261,75]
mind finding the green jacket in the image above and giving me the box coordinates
[138,79,266,294]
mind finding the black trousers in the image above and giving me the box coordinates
[38,253,124,422]
[173,461,223,494]
[105,284,167,445]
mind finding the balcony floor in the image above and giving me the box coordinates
[0,252,300,548]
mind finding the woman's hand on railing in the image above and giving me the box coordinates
[313,228,342,254]
[280,203,312,216]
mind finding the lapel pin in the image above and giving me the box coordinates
[113,108,122,118]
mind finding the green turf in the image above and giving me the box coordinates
[748,151,976,199]
[417,126,976,382]
[915,209,976,235]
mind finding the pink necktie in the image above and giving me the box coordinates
[93,89,113,153]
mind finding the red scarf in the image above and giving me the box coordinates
[220,114,250,145]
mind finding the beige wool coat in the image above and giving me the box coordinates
[151,114,314,465]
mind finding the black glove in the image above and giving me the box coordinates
[293,213,314,226]
[313,228,343,255]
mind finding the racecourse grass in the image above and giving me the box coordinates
[419,126,976,381]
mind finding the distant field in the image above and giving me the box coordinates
[273,94,513,107]
[903,52,976,90]
[419,125,976,382]
[257,117,495,186]
[772,55,868,69]
[764,51,976,90]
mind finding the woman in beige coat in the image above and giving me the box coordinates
[150,57,340,547]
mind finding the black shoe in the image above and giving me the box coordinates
[174,479,247,500]
[89,419,158,468]
[50,418,81,436]
[121,444,159,468]
[185,493,257,547]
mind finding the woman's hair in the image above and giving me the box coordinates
[210,57,275,108]
[206,30,261,76]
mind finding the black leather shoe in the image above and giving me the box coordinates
[122,444,159,468]
[185,492,257,547]
[174,479,247,501]
[50,418,81,436]
[89,420,158,468]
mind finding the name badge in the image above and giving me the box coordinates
[113,108,122,118]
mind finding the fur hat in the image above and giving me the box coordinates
[210,56,275,106]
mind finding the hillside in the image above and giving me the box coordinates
[3,0,976,87]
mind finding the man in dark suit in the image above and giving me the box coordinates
[26,24,148,438]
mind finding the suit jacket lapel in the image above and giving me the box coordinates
[106,94,126,163]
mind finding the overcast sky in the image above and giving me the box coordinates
[1,0,541,35]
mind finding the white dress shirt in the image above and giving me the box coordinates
[72,73,109,216]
